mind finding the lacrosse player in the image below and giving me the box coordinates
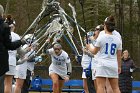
[86,15,122,93]
[43,42,72,93]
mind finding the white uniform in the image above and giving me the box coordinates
[6,32,20,75]
[91,40,97,80]
[81,53,92,79]
[15,49,35,79]
[94,34,122,78]
[99,30,122,41]
[48,48,70,79]
[81,38,96,80]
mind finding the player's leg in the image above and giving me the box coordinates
[14,78,25,93]
[4,75,13,93]
[21,70,31,93]
[14,65,27,93]
[96,77,106,93]
[105,78,113,93]
[58,76,65,93]
[4,65,16,93]
[83,78,89,93]
[109,78,121,93]
[50,73,59,93]
[82,70,89,93]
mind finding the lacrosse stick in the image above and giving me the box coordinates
[56,4,86,33]
[35,15,64,55]
[61,16,80,55]
[33,15,63,45]
[63,34,77,55]
[57,6,81,55]
[22,0,57,39]
[35,32,56,55]
[21,8,46,39]
[68,3,84,48]
[58,3,84,63]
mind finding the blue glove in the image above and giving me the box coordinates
[75,55,82,63]
[85,68,92,78]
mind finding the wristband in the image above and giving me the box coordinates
[67,72,71,76]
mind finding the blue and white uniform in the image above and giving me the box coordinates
[48,48,71,79]
[94,34,122,78]
[82,39,97,80]
[81,52,92,79]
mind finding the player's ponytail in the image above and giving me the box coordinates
[104,15,115,32]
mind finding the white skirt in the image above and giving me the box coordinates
[95,60,118,78]
[95,63,118,78]
[6,65,16,76]
[15,62,27,79]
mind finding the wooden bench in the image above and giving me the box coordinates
[132,81,140,93]
[29,79,84,92]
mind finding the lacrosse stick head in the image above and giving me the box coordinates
[50,14,63,24]
[23,34,36,44]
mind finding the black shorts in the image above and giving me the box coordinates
[58,75,64,80]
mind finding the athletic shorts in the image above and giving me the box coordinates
[5,65,16,76]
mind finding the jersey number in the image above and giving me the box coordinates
[105,43,116,55]
[56,62,62,65]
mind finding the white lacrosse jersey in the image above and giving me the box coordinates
[93,30,122,69]
[48,48,70,77]
[99,30,122,41]
[8,32,20,66]
[94,34,122,78]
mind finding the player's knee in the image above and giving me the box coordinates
[15,83,23,89]
[111,86,119,91]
